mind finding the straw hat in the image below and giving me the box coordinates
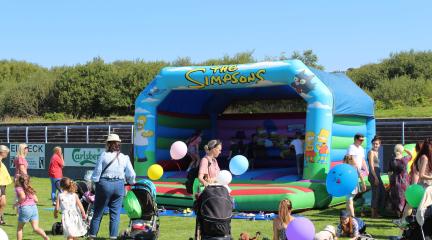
[106,133,121,142]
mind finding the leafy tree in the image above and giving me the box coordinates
[0,71,55,117]
[172,57,192,66]
[200,51,256,66]
[291,49,324,70]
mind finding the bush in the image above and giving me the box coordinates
[0,71,55,118]
[42,112,70,121]
[372,76,432,109]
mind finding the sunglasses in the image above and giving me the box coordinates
[24,147,29,150]
[357,138,365,142]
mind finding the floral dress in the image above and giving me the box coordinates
[389,156,410,213]
[59,192,87,237]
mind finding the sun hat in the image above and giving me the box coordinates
[106,133,121,142]
[340,210,350,218]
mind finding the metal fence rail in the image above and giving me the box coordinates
[0,124,134,144]
[376,120,432,144]
[1,119,431,145]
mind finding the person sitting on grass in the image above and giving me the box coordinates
[337,210,366,240]
[272,199,295,240]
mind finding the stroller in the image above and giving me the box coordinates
[51,177,95,235]
[195,185,233,240]
[121,179,160,240]
[401,207,432,240]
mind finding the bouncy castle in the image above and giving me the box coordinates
[133,60,376,211]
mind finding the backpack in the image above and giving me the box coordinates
[51,221,63,235]
[185,166,199,194]
[185,157,210,194]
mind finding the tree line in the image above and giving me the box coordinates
[0,50,431,119]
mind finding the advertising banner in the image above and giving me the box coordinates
[64,147,104,167]
[9,144,45,169]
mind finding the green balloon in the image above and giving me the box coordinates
[405,184,425,208]
[123,191,141,219]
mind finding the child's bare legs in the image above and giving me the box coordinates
[401,205,412,222]
[346,197,355,217]
[17,222,25,240]
[30,220,49,240]
[67,237,77,240]
[0,195,6,222]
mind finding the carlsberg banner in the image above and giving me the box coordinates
[64,147,104,167]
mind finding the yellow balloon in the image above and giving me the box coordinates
[147,164,163,180]
[404,144,417,174]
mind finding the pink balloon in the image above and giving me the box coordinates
[170,141,187,160]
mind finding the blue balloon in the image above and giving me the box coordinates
[326,163,359,197]
[229,155,249,175]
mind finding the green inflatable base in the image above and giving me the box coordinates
[152,175,389,212]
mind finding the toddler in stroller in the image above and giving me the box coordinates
[195,185,233,240]
[121,179,159,240]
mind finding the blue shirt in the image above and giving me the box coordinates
[91,151,136,184]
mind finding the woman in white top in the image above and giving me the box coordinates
[88,134,136,240]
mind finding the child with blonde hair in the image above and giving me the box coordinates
[343,155,366,217]
[54,177,87,240]
[15,174,49,240]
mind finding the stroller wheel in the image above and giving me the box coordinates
[120,231,128,240]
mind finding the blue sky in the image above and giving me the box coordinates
[1,0,431,71]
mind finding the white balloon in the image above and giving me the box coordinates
[0,228,8,240]
[170,141,188,160]
[217,170,232,185]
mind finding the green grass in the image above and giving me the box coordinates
[1,178,401,239]
[0,115,134,124]
[376,106,432,118]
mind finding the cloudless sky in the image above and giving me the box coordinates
[1,0,431,71]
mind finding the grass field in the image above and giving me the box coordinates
[0,178,401,239]
[375,106,432,118]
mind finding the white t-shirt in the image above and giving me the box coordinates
[347,144,365,170]
[290,139,304,154]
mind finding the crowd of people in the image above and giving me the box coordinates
[0,133,137,240]
[0,130,431,239]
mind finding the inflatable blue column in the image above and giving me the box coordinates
[134,79,169,177]
[287,61,334,180]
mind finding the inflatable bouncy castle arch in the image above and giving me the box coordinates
[134,60,375,210]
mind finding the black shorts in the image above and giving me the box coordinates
[0,185,5,196]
